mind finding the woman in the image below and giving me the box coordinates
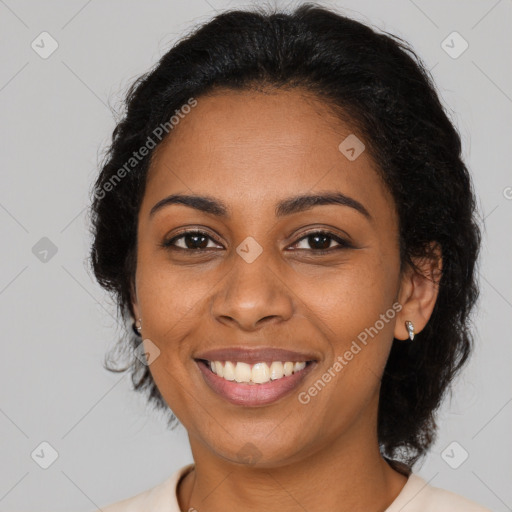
[89,3,490,511]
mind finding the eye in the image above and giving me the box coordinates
[289,230,354,254]
[161,229,353,254]
[161,230,222,251]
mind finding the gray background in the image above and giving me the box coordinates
[0,0,510,510]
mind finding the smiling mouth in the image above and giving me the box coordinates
[195,359,315,385]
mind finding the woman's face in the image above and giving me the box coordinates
[132,88,407,467]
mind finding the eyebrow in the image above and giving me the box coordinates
[149,191,371,220]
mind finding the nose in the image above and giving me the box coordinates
[210,251,294,331]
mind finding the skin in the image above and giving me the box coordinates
[131,88,441,512]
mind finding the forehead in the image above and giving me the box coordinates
[143,88,393,220]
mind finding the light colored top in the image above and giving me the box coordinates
[94,463,492,512]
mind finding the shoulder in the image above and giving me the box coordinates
[387,473,493,512]
[94,477,175,512]
[91,464,194,512]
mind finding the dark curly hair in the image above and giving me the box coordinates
[88,3,481,471]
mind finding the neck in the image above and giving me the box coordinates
[177,404,409,512]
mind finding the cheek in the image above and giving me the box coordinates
[299,253,399,339]
[135,245,211,337]
[291,258,399,429]
[294,253,400,413]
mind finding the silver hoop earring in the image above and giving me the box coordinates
[132,318,142,336]
[405,320,415,341]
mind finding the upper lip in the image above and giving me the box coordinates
[194,346,319,364]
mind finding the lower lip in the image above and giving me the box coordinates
[195,360,316,406]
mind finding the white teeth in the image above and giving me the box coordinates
[206,360,309,384]
[283,361,294,376]
[214,361,224,378]
[223,361,236,381]
[294,361,306,372]
[252,362,270,384]
[234,362,252,383]
[269,361,284,380]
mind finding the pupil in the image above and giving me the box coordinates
[186,234,208,249]
[310,234,330,250]
[183,234,332,250]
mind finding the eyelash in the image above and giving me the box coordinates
[160,229,354,255]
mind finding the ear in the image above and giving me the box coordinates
[130,278,140,321]
[394,242,442,340]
